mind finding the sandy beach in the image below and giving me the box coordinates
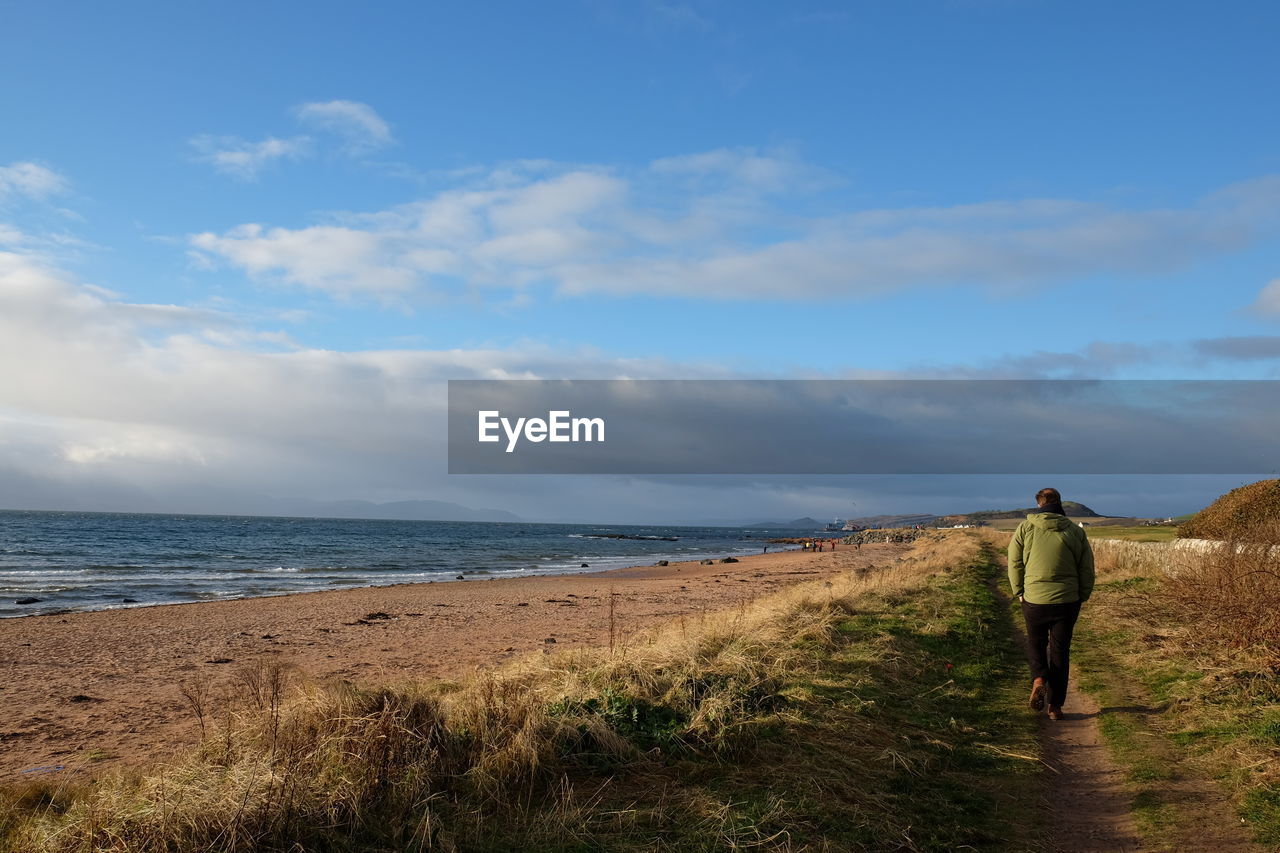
[0,542,902,779]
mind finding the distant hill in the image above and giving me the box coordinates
[963,501,1102,523]
[843,513,942,529]
[1178,478,1280,540]
[742,517,827,530]
[0,487,523,524]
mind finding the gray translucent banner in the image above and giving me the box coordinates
[447,380,1280,474]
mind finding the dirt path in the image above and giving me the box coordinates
[995,568,1145,851]
[1072,650,1264,853]
[1027,631,1260,853]
[1039,688,1146,852]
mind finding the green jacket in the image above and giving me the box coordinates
[1008,512,1095,605]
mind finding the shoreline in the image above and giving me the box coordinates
[4,539,798,621]
[1,541,899,779]
[1,529,808,621]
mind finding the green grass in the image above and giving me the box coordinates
[1085,526,1177,542]
[1254,712,1280,746]
[1243,788,1280,845]
[472,547,1045,851]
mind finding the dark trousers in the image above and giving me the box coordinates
[1021,600,1082,707]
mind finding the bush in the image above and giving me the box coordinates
[1178,479,1280,541]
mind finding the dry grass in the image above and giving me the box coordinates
[1093,528,1280,653]
[1160,524,1280,658]
[1,532,999,853]
[1092,524,1280,659]
[1091,539,1179,583]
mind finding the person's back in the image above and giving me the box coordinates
[1008,512,1094,605]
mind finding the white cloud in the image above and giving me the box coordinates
[188,155,1280,303]
[1251,278,1280,316]
[650,147,823,192]
[295,100,393,152]
[190,100,392,179]
[189,135,310,180]
[0,251,231,339]
[191,223,418,297]
[0,161,68,201]
[0,249,712,506]
[63,430,209,466]
[189,169,628,297]
[486,171,625,231]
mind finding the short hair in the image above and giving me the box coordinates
[1036,487,1061,506]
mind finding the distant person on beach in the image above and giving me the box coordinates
[1008,487,1095,721]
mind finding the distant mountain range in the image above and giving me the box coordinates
[0,489,523,524]
[741,516,828,529]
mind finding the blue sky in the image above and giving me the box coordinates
[2,1,1279,521]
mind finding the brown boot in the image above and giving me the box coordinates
[1047,705,1063,721]
[1029,678,1047,712]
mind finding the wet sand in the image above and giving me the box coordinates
[0,542,902,778]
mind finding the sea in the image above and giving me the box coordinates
[0,510,809,618]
